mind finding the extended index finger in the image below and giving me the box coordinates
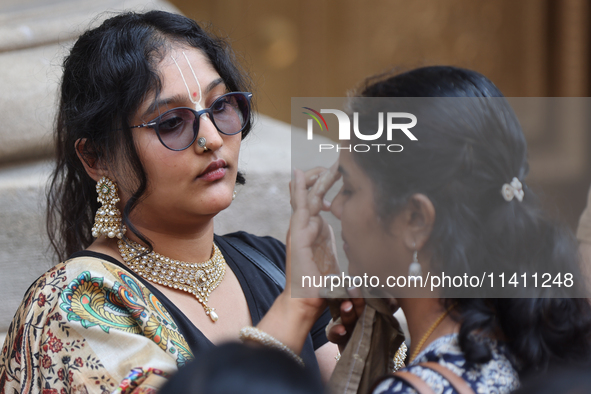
[289,167,328,210]
[290,168,308,213]
[307,161,341,216]
[304,167,328,188]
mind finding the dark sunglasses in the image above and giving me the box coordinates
[131,92,252,151]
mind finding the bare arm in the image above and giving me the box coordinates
[315,341,339,382]
[255,165,341,376]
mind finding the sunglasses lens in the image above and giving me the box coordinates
[210,93,250,135]
[155,108,196,150]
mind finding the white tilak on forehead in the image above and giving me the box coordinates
[170,51,204,111]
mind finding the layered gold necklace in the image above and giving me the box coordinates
[117,238,226,322]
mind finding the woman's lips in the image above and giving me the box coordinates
[199,167,226,181]
[198,160,227,181]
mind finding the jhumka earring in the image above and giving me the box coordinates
[408,246,422,277]
[91,176,126,239]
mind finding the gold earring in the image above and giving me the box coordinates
[92,176,126,239]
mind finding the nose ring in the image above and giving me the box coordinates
[197,137,208,151]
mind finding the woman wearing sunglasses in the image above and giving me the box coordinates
[0,11,335,393]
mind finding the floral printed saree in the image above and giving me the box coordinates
[0,256,192,394]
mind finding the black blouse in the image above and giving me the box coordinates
[70,231,331,378]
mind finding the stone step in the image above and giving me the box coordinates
[0,0,179,164]
[0,159,55,333]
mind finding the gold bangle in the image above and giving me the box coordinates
[239,327,305,367]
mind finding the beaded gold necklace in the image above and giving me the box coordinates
[117,238,226,322]
[408,303,457,363]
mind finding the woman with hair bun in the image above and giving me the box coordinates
[290,66,591,393]
[0,10,336,394]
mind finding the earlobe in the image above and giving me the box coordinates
[403,193,436,250]
[75,138,105,182]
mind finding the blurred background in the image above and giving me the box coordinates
[0,0,590,342]
[173,0,589,120]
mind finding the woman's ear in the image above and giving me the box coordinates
[75,138,106,182]
[402,193,436,250]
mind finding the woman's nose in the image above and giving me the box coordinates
[330,191,343,220]
[195,114,223,153]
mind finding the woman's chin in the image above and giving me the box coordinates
[205,199,234,216]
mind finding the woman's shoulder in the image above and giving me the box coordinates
[8,251,177,341]
[14,253,113,309]
[217,231,285,250]
[10,253,141,323]
[373,334,519,394]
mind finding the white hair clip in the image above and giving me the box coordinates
[501,177,524,202]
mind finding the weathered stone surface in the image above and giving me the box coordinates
[0,45,62,163]
[0,0,179,164]
[0,0,179,52]
[0,160,54,333]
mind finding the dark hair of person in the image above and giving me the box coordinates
[512,365,591,394]
[47,11,253,261]
[158,342,324,394]
[350,66,591,377]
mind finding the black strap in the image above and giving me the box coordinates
[223,236,286,290]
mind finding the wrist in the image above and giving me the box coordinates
[277,291,326,326]
[255,292,325,354]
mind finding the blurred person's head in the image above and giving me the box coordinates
[158,342,324,394]
[335,66,532,285]
[329,66,591,377]
[512,365,591,394]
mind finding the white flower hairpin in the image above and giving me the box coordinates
[501,177,524,202]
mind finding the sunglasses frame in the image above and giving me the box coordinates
[130,91,253,151]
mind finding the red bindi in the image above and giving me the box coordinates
[192,92,197,97]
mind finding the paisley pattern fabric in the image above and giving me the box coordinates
[373,334,519,394]
[0,256,192,394]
